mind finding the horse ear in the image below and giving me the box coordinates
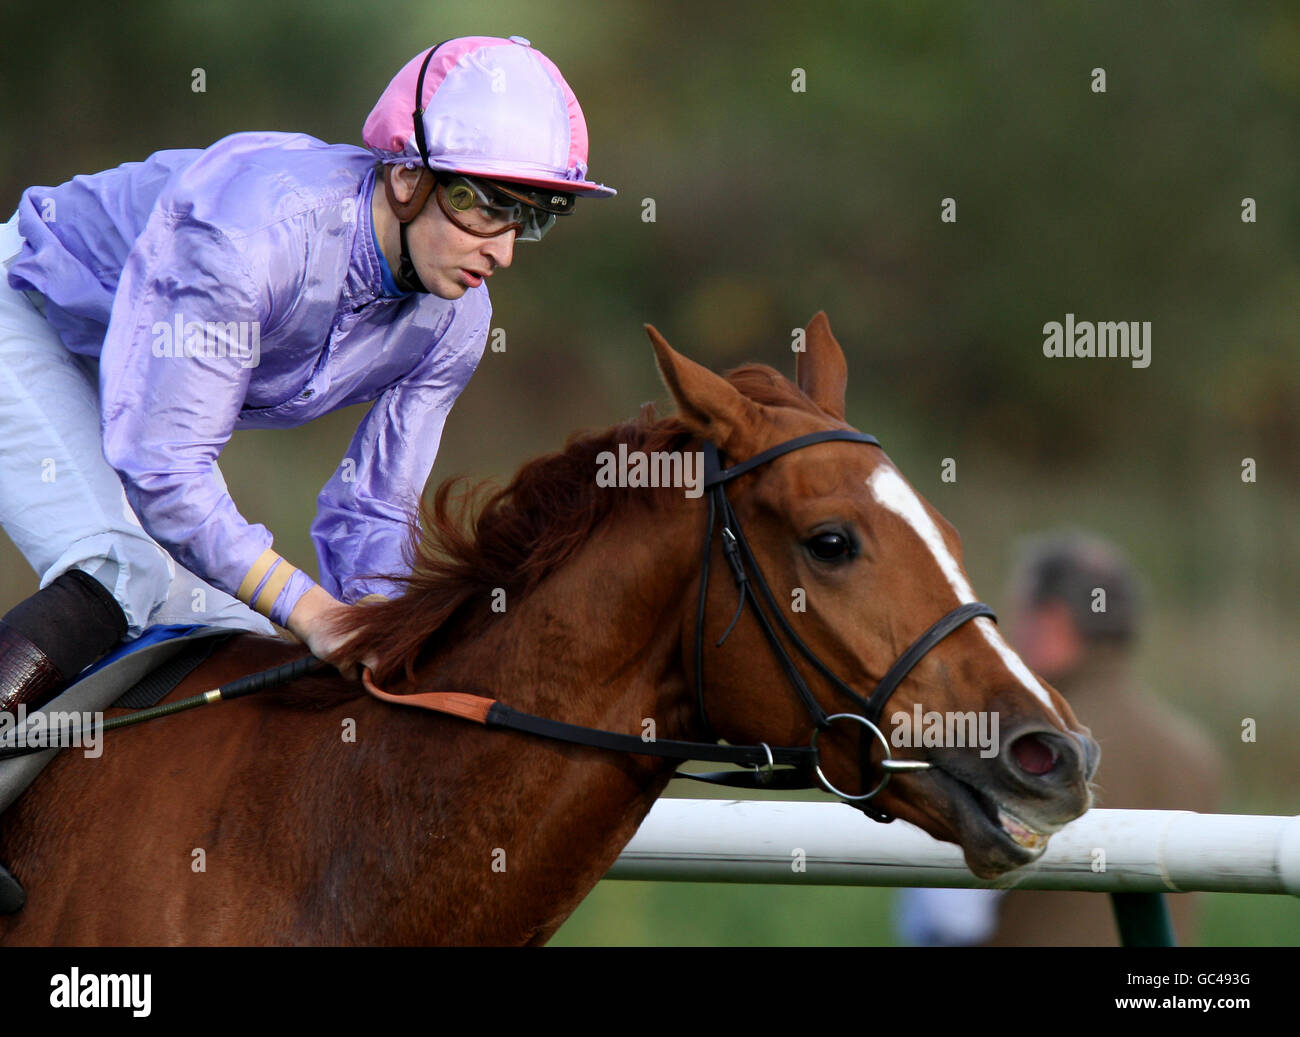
[796,312,848,420]
[645,324,761,447]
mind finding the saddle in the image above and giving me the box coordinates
[0,625,236,913]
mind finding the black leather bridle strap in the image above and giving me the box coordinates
[694,433,885,732]
[863,600,997,725]
[485,703,817,768]
[715,486,874,722]
[713,495,832,726]
[705,430,880,487]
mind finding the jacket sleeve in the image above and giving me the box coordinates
[98,212,316,626]
[310,304,489,602]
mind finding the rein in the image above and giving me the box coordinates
[360,674,819,786]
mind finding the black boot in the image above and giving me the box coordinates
[0,622,66,715]
[0,568,128,713]
[0,569,127,915]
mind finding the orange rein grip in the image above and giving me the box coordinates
[361,667,496,724]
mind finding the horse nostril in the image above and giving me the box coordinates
[1010,733,1059,776]
[1076,731,1101,779]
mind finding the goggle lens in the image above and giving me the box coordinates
[437,177,558,241]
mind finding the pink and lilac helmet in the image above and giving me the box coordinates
[363,36,616,199]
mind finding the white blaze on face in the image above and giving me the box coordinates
[866,465,1063,720]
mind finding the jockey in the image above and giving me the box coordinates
[0,35,615,713]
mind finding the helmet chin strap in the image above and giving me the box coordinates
[382,167,438,294]
[395,221,428,294]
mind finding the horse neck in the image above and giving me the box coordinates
[339,491,708,943]
[415,491,705,741]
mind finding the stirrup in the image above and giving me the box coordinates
[0,861,25,914]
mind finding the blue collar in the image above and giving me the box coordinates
[370,197,409,298]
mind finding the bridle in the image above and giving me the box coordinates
[687,429,995,821]
[361,427,998,824]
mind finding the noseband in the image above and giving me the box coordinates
[689,430,995,821]
[361,428,997,825]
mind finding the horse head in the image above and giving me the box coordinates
[648,312,1099,879]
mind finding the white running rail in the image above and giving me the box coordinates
[608,800,1300,895]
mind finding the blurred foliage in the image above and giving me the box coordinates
[1,0,1296,944]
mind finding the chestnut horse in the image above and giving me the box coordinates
[0,314,1098,945]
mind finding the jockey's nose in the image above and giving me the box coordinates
[483,229,515,270]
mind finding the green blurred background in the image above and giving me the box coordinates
[1,0,1296,944]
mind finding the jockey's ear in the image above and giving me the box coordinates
[795,311,847,421]
[645,324,762,453]
[385,165,435,222]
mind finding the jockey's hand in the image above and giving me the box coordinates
[285,584,377,680]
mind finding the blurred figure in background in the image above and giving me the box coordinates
[895,529,1224,946]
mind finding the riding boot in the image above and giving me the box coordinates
[0,568,128,714]
[0,569,127,914]
[0,623,65,715]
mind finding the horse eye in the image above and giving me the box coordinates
[806,531,851,562]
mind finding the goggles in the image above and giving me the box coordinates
[434,175,574,242]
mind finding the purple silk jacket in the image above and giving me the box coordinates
[6,131,492,626]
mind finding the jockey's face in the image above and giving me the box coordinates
[377,164,516,299]
[410,182,516,298]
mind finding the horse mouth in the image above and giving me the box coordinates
[995,806,1050,852]
[923,766,1055,875]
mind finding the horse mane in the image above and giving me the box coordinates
[334,363,824,687]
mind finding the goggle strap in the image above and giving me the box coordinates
[412,40,453,167]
